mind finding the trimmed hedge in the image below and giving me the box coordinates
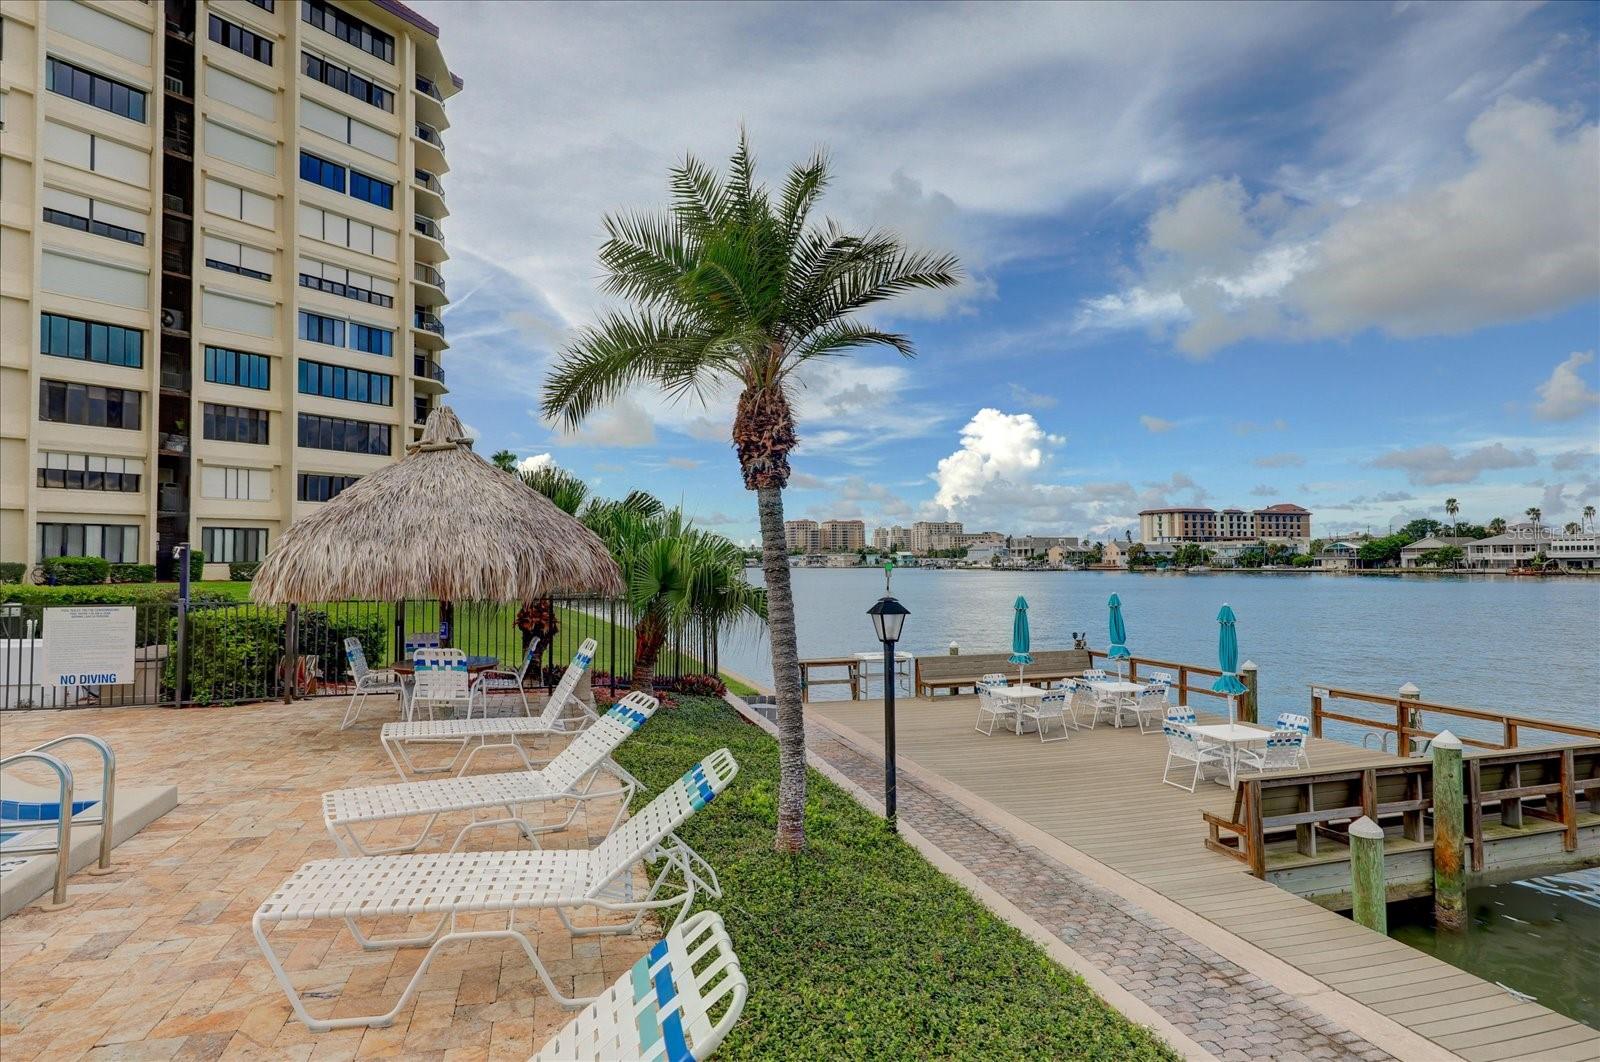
[1,584,227,607]
[228,561,262,581]
[42,556,109,584]
[173,606,389,704]
[0,562,24,583]
[187,549,205,581]
[109,563,157,583]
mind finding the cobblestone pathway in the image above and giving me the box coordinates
[807,725,1395,1062]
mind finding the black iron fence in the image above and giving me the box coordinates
[0,596,718,711]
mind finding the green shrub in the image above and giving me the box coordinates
[296,608,388,683]
[109,563,157,583]
[42,556,109,584]
[1,584,228,607]
[174,605,390,703]
[0,562,25,583]
[187,549,205,581]
[228,561,262,581]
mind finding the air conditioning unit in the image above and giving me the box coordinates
[163,192,185,212]
[161,309,186,332]
[165,75,184,94]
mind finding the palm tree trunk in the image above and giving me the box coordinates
[756,484,807,852]
[631,611,667,695]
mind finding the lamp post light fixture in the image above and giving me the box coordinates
[867,562,909,832]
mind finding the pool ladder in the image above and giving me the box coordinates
[0,734,117,908]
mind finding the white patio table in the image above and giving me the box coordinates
[1084,679,1145,728]
[852,650,914,699]
[1186,722,1273,788]
[990,683,1050,734]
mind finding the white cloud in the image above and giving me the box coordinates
[664,456,703,470]
[1551,447,1599,472]
[516,452,555,474]
[1368,442,1538,486]
[933,409,1064,510]
[1249,484,1280,497]
[1139,415,1177,434]
[556,396,658,448]
[1253,452,1306,468]
[1533,351,1600,422]
[1008,383,1058,410]
[1079,98,1599,356]
[1233,418,1288,436]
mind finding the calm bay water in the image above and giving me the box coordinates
[722,568,1600,747]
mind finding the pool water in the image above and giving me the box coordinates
[1386,867,1600,1027]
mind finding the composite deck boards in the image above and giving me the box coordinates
[811,694,1599,1059]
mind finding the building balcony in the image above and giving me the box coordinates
[413,122,447,173]
[412,354,447,392]
[412,214,447,264]
[413,75,449,128]
[412,310,447,352]
[413,262,446,298]
[412,168,447,214]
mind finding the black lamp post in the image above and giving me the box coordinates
[867,563,909,831]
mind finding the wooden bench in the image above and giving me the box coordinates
[913,648,1093,697]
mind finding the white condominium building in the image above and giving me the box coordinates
[0,0,456,575]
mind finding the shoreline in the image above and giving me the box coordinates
[761,565,1600,578]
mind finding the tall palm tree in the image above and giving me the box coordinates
[490,449,518,473]
[542,136,960,851]
[1525,506,1542,527]
[1564,521,1582,535]
[1444,497,1459,536]
[1585,504,1596,532]
[1488,516,1507,535]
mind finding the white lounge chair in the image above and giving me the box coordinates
[381,639,598,777]
[532,911,748,1062]
[254,748,738,1031]
[339,637,401,730]
[325,692,658,856]
[1161,723,1226,792]
[1019,688,1070,743]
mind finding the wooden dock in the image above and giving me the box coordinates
[808,694,1600,1060]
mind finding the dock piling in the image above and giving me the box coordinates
[1431,730,1466,931]
[1349,816,1388,933]
[1240,661,1258,724]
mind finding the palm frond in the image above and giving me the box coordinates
[788,320,916,366]
[541,310,709,428]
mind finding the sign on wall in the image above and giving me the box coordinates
[41,606,136,688]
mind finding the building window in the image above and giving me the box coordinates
[202,403,270,445]
[203,236,273,281]
[298,472,360,502]
[348,170,393,209]
[208,15,274,65]
[298,412,390,455]
[36,452,143,493]
[39,380,142,430]
[298,358,393,405]
[297,310,345,346]
[302,0,394,63]
[201,527,267,563]
[201,465,271,500]
[204,346,271,389]
[298,271,393,308]
[45,57,146,122]
[301,51,393,112]
[246,0,276,10]
[299,150,346,191]
[42,201,144,245]
[38,523,140,562]
[40,313,143,368]
[349,322,393,356]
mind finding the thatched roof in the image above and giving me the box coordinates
[251,407,623,604]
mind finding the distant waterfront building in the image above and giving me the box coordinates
[1317,541,1361,570]
[872,524,908,551]
[910,519,963,553]
[818,518,865,552]
[1466,527,1598,571]
[1138,503,1312,548]
[956,530,1005,548]
[2,0,459,574]
[784,519,820,553]
[1399,536,1476,568]
[965,544,1005,566]
[1009,534,1079,559]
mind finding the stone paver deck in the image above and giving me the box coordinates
[0,695,650,1061]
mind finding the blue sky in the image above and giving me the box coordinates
[414,0,1599,542]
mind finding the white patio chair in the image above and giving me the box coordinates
[1275,712,1313,765]
[409,647,478,721]
[532,910,747,1062]
[339,637,400,730]
[1129,686,1169,735]
[1082,668,1110,680]
[1240,728,1307,774]
[1019,689,1070,743]
[973,675,1015,736]
[473,641,543,717]
[1161,723,1226,792]
[1092,684,1131,728]
[325,692,658,856]
[255,748,739,1032]
[381,639,599,777]
[403,631,442,660]
[1067,682,1100,729]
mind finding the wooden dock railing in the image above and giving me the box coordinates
[1309,685,1600,754]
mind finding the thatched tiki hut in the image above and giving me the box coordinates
[252,407,622,674]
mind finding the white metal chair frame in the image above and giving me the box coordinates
[973,674,1015,736]
[325,693,658,856]
[1067,682,1100,730]
[1275,712,1313,766]
[407,647,481,722]
[339,637,401,730]
[473,641,543,716]
[1161,723,1226,792]
[1129,687,1170,735]
[532,910,748,1062]
[255,748,738,1032]
[381,639,599,778]
[1019,689,1070,743]
[1243,728,1309,773]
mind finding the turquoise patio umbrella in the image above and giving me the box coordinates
[1212,603,1249,723]
[1107,593,1131,677]
[1009,595,1034,684]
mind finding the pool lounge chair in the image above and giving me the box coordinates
[381,639,598,777]
[255,748,739,1031]
[325,692,658,856]
[532,911,748,1062]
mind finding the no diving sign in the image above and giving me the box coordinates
[41,606,136,687]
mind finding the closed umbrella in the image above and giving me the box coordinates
[1212,603,1248,723]
[1107,593,1130,678]
[1009,595,1034,684]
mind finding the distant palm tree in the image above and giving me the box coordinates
[1444,497,1459,536]
[514,466,594,664]
[1585,504,1596,532]
[490,449,518,473]
[542,135,959,852]
[1488,516,1508,535]
[1564,521,1582,535]
[1525,506,1542,527]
